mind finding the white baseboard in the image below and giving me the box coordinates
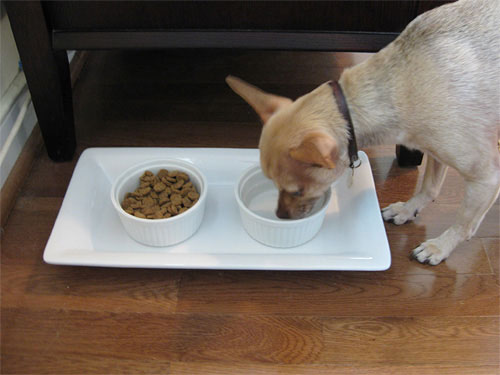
[0,51,76,190]
[0,89,37,189]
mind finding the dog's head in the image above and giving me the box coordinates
[226,76,349,219]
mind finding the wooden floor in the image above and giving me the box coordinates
[1,50,499,374]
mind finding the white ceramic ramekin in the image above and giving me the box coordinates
[235,165,332,248]
[111,159,207,247]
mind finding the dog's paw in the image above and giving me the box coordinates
[382,202,418,225]
[411,241,446,265]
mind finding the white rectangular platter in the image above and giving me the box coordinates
[44,148,391,270]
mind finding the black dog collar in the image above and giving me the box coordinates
[330,81,361,169]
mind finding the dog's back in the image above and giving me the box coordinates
[394,0,499,130]
[399,0,498,83]
[340,0,499,154]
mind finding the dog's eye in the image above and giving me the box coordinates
[291,189,304,197]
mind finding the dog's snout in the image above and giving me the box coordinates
[276,206,291,219]
[276,192,292,219]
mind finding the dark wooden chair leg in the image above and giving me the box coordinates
[396,145,424,167]
[5,1,76,161]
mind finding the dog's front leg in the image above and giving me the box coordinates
[382,155,448,224]
[412,172,500,265]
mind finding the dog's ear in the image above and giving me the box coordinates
[225,75,292,124]
[289,132,338,169]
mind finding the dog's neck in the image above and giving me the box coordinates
[334,52,403,148]
[330,81,360,168]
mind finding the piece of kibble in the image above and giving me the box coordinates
[153,182,166,192]
[171,194,182,206]
[168,204,178,215]
[121,168,200,220]
[158,191,169,205]
[140,171,154,182]
[142,196,155,208]
[143,205,160,216]
[187,191,199,200]
[157,169,169,179]
[173,179,184,190]
[138,187,152,196]
[130,201,142,209]
[182,197,193,207]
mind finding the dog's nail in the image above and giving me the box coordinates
[412,247,423,257]
[386,218,395,224]
[413,210,419,218]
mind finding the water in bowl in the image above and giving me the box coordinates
[244,178,326,221]
[247,188,280,220]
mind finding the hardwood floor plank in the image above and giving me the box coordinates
[1,197,62,265]
[483,238,499,275]
[1,353,171,375]
[78,120,262,149]
[320,317,499,365]
[1,265,31,309]
[3,309,496,371]
[169,362,499,375]
[1,264,181,313]
[2,309,323,365]
[20,154,78,197]
[176,271,499,317]
[0,127,43,228]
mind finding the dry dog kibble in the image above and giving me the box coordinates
[157,169,169,179]
[121,169,199,219]
[153,182,167,193]
[187,191,200,201]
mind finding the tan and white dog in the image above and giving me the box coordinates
[226,0,499,265]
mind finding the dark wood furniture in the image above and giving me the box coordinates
[5,1,448,163]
